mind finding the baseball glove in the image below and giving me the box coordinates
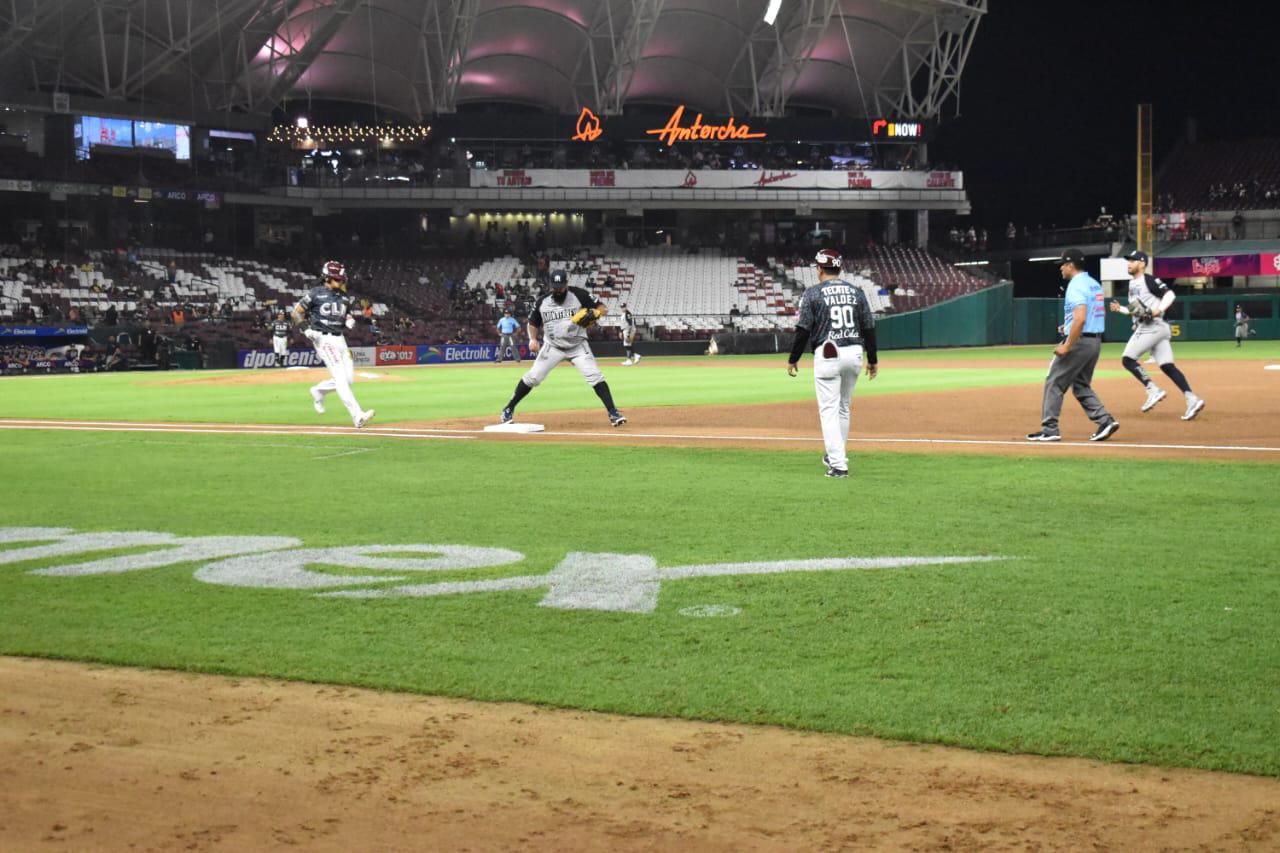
[571,307,600,328]
[1128,300,1154,322]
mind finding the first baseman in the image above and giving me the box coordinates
[500,269,625,427]
[270,311,290,367]
[1108,250,1205,420]
[292,260,375,428]
[786,249,878,478]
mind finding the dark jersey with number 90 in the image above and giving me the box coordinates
[796,278,874,350]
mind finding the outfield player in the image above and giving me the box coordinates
[494,308,522,363]
[1235,306,1250,347]
[291,260,375,428]
[1028,249,1118,442]
[1108,250,1205,420]
[270,310,290,367]
[786,249,878,478]
[500,269,626,427]
[620,302,641,365]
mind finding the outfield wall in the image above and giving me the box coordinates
[877,286,1279,350]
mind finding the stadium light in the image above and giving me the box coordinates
[295,116,308,129]
[953,260,989,267]
[763,0,783,25]
[1028,256,1062,262]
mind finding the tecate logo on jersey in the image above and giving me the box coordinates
[0,526,1008,614]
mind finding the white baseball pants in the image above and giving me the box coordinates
[272,336,288,357]
[522,341,603,388]
[311,333,365,422]
[1122,322,1174,365]
[813,343,864,471]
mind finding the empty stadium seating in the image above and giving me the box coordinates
[1158,140,1280,212]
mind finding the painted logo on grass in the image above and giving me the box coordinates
[0,527,1006,614]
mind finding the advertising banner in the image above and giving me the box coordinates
[375,345,418,366]
[416,344,501,364]
[0,325,90,337]
[350,346,377,367]
[470,169,963,191]
[237,348,323,369]
[1153,255,1262,278]
[1261,253,1280,276]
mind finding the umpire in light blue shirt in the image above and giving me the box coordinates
[494,308,522,363]
[1027,249,1119,442]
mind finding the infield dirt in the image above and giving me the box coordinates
[3,658,1278,852]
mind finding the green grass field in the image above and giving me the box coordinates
[2,344,1278,776]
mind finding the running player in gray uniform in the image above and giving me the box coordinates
[786,249,878,478]
[1108,250,1205,421]
[270,312,290,367]
[1235,306,1250,346]
[500,270,625,427]
[292,260,375,428]
[620,303,641,365]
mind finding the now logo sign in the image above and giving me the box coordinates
[0,527,1007,614]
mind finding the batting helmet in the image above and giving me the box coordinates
[814,249,842,270]
[322,260,348,288]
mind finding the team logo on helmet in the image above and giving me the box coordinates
[322,260,347,282]
[814,249,842,269]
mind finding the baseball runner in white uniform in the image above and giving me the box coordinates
[291,260,375,428]
[1108,249,1205,420]
[786,249,878,478]
[270,311,290,366]
[500,269,626,427]
[620,303,641,365]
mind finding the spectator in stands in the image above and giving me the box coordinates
[447,328,469,344]
[1232,211,1245,239]
[104,305,118,326]
[104,336,123,371]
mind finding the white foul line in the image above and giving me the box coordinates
[0,419,1275,453]
[0,423,471,441]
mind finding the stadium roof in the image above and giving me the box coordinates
[0,0,986,124]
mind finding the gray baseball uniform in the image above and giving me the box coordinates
[522,286,604,387]
[1122,274,1174,365]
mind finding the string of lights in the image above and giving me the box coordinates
[267,123,432,145]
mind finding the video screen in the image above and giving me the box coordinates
[134,121,191,160]
[74,116,191,160]
[75,116,133,152]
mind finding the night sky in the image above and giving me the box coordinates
[930,1,1278,231]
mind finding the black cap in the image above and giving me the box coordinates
[550,269,568,286]
[1056,248,1086,267]
[1124,249,1149,263]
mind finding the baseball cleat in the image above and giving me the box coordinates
[621,358,632,366]
[1181,396,1206,421]
[1089,420,1120,442]
[1141,386,1167,412]
[500,406,514,424]
[632,354,642,364]
[608,410,627,427]
[824,467,849,478]
[354,409,375,429]
[310,390,326,414]
[1025,431,1061,442]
